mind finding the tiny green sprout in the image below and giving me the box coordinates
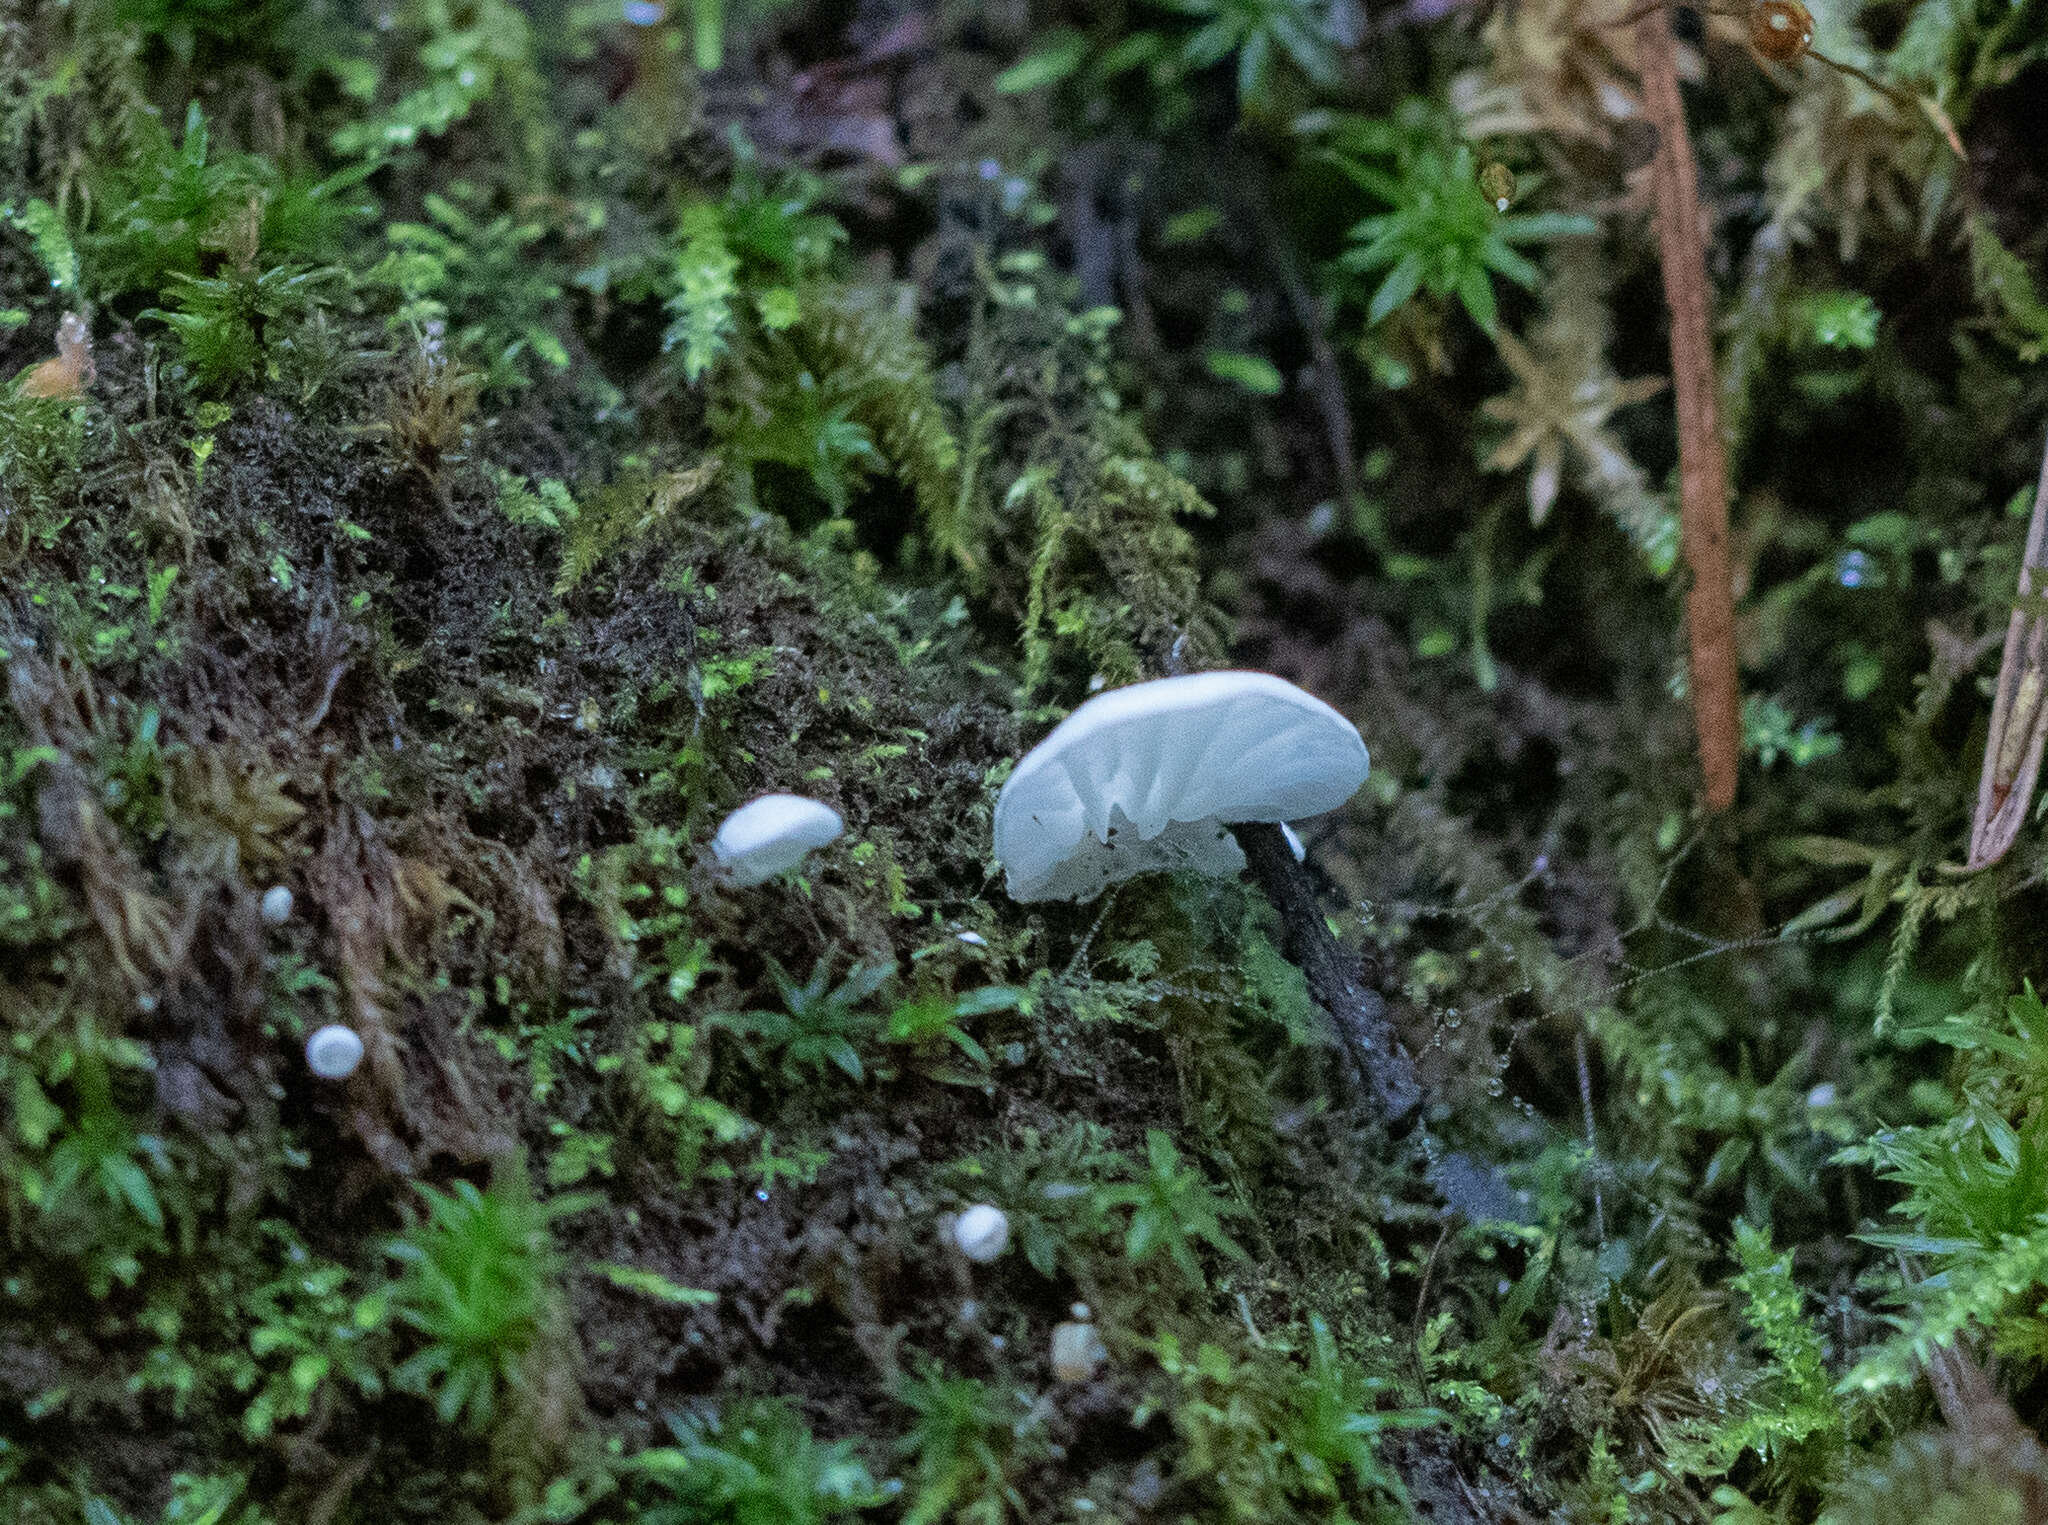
[1329,137,1594,333]
[1101,1129,1250,1287]
[946,1123,1124,1279]
[722,954,895,1082]
[895,1364,1033,1525]
[885,984,1024,1068]
[386,1171,593,1432]
[1163,0,1344,104]
[1285,1316,1442,1510]
[631,1398,881,1525]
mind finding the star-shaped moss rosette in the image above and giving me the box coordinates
[1468,0,1646,147]
[1480,326,1666,527]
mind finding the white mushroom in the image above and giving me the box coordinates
[260,885,295,925]
[1051,1320,1107,1383]
[953,1204,1011,1263]
[305,1024,365,1080]
[711,794,844,887]
[992,673,1368,903]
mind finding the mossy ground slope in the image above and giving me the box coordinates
[7,0,2048,1522]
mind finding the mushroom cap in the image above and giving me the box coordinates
[305,1024,365,1080]
[260,884,295,926]
[711,794,844,887]
[993,672,1368,903]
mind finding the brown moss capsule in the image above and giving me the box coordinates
[1750,0,1813,62]
[1478,161,1516,211]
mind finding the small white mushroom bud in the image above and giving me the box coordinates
[305,1024,365,1080]
[953,1204,1010,1263]
[261,885,295,925]
[711,794,844,887]
[1051,1320,1106,1383]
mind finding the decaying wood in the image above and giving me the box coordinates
[1967,427,2048,870]
[1635,13,1743,812]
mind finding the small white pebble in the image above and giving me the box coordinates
[304,1024,365,1080]
[261,885,294,925]
[953,1204,1010,1263]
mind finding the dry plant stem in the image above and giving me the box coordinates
[1967,427,2048,869]
[1636,11,1743,812]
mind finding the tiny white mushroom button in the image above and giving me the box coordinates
[953,1204,1010,1263]
[1052,1320,1107,1383]
[711,794,844,887]
[261,885,294,925]
[305,1024,365,1080]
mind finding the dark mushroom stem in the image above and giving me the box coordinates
[1232,821,1423,1129]
[1154,635,1425,1129]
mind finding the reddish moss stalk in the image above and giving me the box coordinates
[1636,13,1743,812]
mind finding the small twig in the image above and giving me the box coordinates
[1410,1219,1452,1394]
[1575,1030,1607,1244]
[299,661,347,735]
[1636,10,1744,812]
[1967,426,2048,869]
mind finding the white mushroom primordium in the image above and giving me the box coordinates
[260,885,294,926]
[992,673,1369,904]
[711,794,844,887]
[953,1204,1011,1263]
[1051,1320,1107,1383]
[305,1024,366,1080]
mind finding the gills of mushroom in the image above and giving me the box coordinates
[991,672,1368,904]
[711,794,845,887]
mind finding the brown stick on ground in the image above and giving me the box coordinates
[1636,12,1743,812]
